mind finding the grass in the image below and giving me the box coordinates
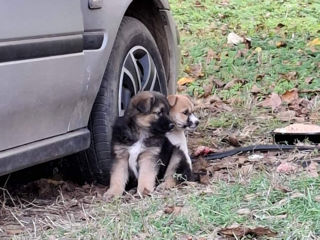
[21,174,319,239]
[4,1,320,239]
[170,0,320,99]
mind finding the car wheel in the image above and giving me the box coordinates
[65,17,168,185]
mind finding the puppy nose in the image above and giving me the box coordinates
[169,123,175,130]
[195,120,199,126]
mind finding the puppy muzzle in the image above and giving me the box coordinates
[187,114,199,130]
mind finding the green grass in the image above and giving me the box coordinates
[9,1,320,239]
[170,0,320,99]
[33,174,320,239]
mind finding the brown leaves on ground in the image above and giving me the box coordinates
[206,49,220,65]
[258,93,282,111]
[281,88,299,103]
[218,224,277,238]
[276,162,298,174]
[276,110,296,121]
[306,161,319,178]
[163,205,182,215]
[194,95,233,112]
[223,78,246,90]
[276,41,287,48]
[280,71,298,81]
[250,84,261,94]
[178,77,194,86]
[257,88,316,123]
[307,38,320,47]
[185,63,204,78]
[227,32,252,49]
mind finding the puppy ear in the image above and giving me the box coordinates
[136,96,155,113]
[167,95,177,107]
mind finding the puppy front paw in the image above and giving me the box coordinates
[103,188,123,201]
[157,179,176,190]
[137,186,153,197]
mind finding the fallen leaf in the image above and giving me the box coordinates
[274,185,291,193]
[192,157,209,172]
[224,79,245,90]
[255,47,262,53]
[244,193,257,201]
[182,51,189,57]
[290,192,305,199]
[194,146,216,157]
[276,23,285,29]
[4,225,25,235]
[211,78,225,88]
[199,173,210,185]
[237,208,251,215]
[239,164,253,175]
[259,93,282,111]
[307,38,320,47]
[281,88,299,103]
[250,85,261,94]
[276,110,296,121]
[177,77,194,86]
[280,71,298,81]
[206,49,220,64]
[244,37,252,49]
[256,73,265,80]
[260,214,288,220]
[276,41,287,48]
[194,0,205,8]
[220,24,228,35]
[185,64,204,78]
[219,0,230,6]
[207,94,222,103]
[164,205,182,215]
[203,83,213,98]
[306,161,319,178]
[276,162,297,174]
[228,135,241,147]
[305,77,314,84]
[235,49,249,58]
[227,32,244,45]
[248,154,264,161]
[218,224,277,238]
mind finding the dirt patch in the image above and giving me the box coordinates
[0,179,107,239]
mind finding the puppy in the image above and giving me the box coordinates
[158,94,199,189]
[104,91,174,198]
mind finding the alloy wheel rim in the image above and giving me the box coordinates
[118,46,162,116]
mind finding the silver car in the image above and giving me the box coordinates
[0,0,179,184]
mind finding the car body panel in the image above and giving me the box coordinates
[0,0,179,175]
[0,0,83,40]
[0,0,85,151]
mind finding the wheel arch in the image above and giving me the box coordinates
[123,0,179,94]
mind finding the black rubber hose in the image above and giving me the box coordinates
[192,144,320,162]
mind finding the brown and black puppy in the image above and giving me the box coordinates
[104,91,174,198]
[157,94,199,189]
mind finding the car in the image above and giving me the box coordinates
[0,0,179,184]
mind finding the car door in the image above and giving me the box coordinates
[0,0,85,151]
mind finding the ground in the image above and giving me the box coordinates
[1,0,320,239]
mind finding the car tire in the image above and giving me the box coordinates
[64,17,168,185]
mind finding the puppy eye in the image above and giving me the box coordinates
[183,110,189,115]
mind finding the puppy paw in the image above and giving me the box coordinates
[157,179,176,190]
[103,188,123,201]
[137,186,153,197]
